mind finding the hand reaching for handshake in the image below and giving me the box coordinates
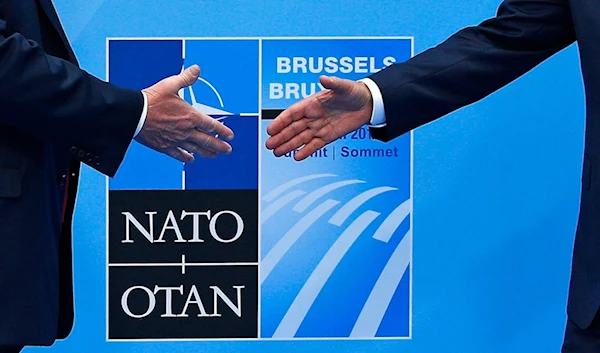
[133,68,375,164]
[134,65,234,163]
[265,76,373,161]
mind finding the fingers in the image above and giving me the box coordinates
[177,65,201,89]
[159,65,201,93]
[195,114,234,140]
[273,125,313,157]
[266,101,305,137]
[294,139,327,161]
[179,142,217,159]
[266,117,309,151]
[164,146,195,163]
[265,107,309,151]
[186,129,232,155]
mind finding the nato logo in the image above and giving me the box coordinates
[180,40,259,191]
[260,173,412,339]
[107,39,259,191]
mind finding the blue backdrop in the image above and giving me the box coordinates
[37,0,585,352]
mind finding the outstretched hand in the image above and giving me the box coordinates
[265,75,373,161]
[136,65,234,163]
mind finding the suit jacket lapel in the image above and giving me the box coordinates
[36,0,78,63]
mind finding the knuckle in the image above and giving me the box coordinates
[184,112,197,127]
[180,72,191,86]
[290,121,299,134]
[302,133,311,144]
[203,134,211,147]
[291,121,304,134]
[205,119,216,133]
[197,115,210,129]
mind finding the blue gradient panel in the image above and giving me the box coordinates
[260,38,413,339]
[108,40,185,190]
[376,267,411,337]
[182,40,259,189]
[296,217,411,338]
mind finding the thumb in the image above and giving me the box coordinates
[319,75,352,94]
[171,65,201,91]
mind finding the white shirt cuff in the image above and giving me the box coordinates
[134,91,148,137]
[359,78,387,127]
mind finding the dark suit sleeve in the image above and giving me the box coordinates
[367,0,576,142]
[0,31,143,177]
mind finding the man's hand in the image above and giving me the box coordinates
[265,75,373,161]
[135,65,234,163]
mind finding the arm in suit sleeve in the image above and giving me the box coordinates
[365,0,576,142]
[0,30,145,177]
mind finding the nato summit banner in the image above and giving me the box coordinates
[106,37,413,342]
[260,38,413,339]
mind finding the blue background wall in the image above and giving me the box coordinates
[39,0,585,352]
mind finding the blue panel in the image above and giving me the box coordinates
[259,38,412,340]
[182,39,259,190]
[376,266,411,337]
[184,115,258,190]
[183,40,259,114]
[108,40,184,190]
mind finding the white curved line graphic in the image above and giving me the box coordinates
[261,199,340,283]
[263,174,337,202]
[372,199,412,243]
[350,228,412,338]
[261,190,306,224]
[329,187,398,227]
[273,210,381,338]
[192,77,225,108]
[293,180,365,213]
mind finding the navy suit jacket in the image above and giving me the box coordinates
[0,0,143,346]
[368,0,599,329]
